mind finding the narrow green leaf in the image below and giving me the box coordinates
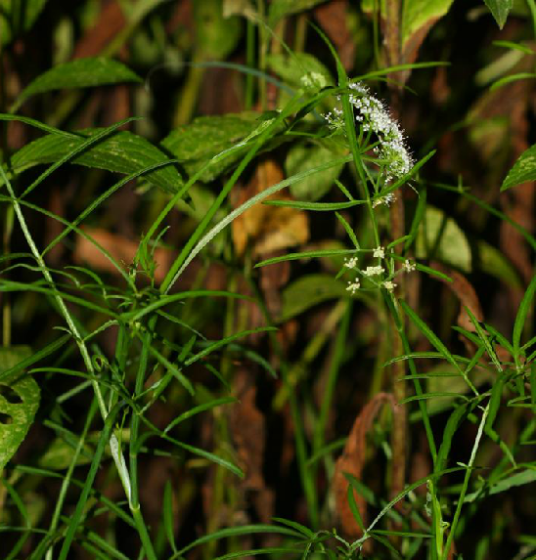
[513,274,536,355]
[263,199,365,211]
[344,473,365,533]
[14,57,141,110]
[256,249,356,268]
[163,481,178,554]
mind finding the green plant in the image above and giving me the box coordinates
[1,1,535,559]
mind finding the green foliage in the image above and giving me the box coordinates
[13,58,142,111]
[11,128,182,193]
[0,0,47,45]
[501,143,536,191]
[286,140,346,201]
[268,0,327,26]
[161,112,270,182]
[1,1,535,559]
[0,347,40,472]
[483,0,514,28]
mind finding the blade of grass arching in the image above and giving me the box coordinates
[357,62,450,82]
[45,396,99,560]
[513,274,536,360]
[20,117,141,198]
[255,248,357,268]
[42,159,179,256]
[122,290,255,323]
[163,397,236,434]
[184,327,277,366]
[161,95,326,293]
[135,412,244,478]
[0,333,70,382]
[263,199,366,211]
[58,400,127,560]
[0,114,77,138]
[173,526,305,559]
[162,154,353,289]
[161,94,300,291]
[400,300,479,396]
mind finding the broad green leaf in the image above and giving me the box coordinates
[483,0,514,29]
[286,141,346,201]
[501,144,536,191]
[268,0,327,26]
[11,129,182,193]
[161,112,269,182]
[0,346,40,472]
[415,206,471,272]
[401,0,455,46]
[267,52,333,91]
[14,57,142,110]
[280,274,347,322]
[194,0,242,59]
[362,0,455,49]
[0,0,47,46]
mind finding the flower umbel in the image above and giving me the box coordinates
[324,81,414,183]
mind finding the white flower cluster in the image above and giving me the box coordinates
[325,81,414,183]
[346,280,361,294]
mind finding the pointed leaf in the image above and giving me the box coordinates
[483,0,514,29]
[501,144,536,191]
[11,129,182,193]
[14,57,141,109]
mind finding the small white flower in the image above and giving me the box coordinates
[373,246,385,259]
[346,280,361,294]
[344,256,359,269]
[363,265,384,277]
[403,259,416,273]
[383,280,396,292]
